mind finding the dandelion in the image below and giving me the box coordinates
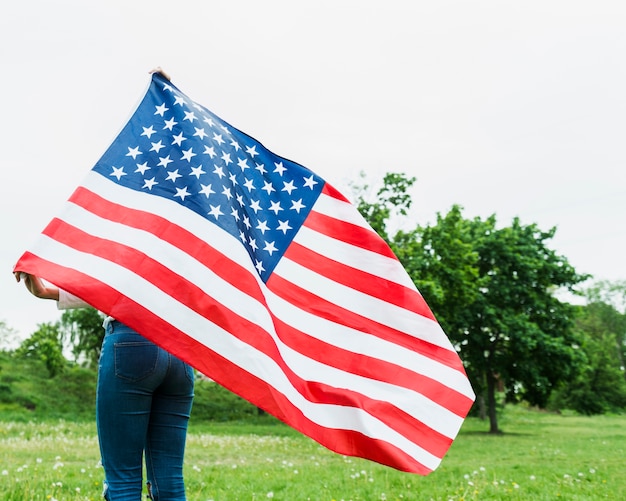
[530,475,536,480]
[2,470,8,475]
[266,492,274,499]
[589,468,596,474]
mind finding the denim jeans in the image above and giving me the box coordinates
[97,320,194,500]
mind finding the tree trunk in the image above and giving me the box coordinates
[477,394,486,420]
[486,371,500,434]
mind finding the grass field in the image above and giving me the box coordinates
[1,405,625,500]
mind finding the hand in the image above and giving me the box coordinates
[149,66,171,81]
[14,272,60,301]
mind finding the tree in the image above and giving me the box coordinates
[549,282,626,414]
[59,308,105,367]
[411,211,587,432]
[351,172,587,432]
[16,322,66,377]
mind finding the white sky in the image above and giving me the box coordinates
[2,0,625,343]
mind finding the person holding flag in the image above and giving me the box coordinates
[14,66,475,481]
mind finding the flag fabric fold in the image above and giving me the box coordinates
[15,73,474,474]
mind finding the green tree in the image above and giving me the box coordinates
[16,322,66,377]
[59,308,105,367]
[549,283,626,414]
[413,211,587,432]
[352,172,587,432]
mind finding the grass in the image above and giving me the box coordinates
[1,405,625,500]
[1,352,624,499]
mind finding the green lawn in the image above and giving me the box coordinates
[1,406,624,500]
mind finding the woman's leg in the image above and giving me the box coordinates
[96,322,161,500]
[144,354,194,501]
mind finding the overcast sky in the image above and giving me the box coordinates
[2,0,625,343]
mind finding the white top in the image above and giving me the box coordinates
[57,289,114,327]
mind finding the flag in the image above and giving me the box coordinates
[15,72,475,474]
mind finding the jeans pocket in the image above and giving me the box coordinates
[114,342,159,381]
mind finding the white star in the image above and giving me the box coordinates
[141,126,156,138]
[213,165,225,178]
[190,165,206,178]
[143,177,158,190]
[150,140,165,153]
[261,181,275,195]
[203,145,216,158]
[174,95,186,106]
[221,152,232,165]
[290,199,305,213]
[174,186,191,200]
[236,193,245,206]
[166,169,182,182]
[249,200,262,213]
[237,158,250,171]
[110,166,126,180]
[222,186,233,200]
[248,237,258,251]
[126,146,141,159]
[230,207,240,221]
[242,215,251,229]
[158,155,173,168]
[282,180,296,195]
[229,173,238,186]
[154,103,169,116]
[220,123,230,134]
[183,111,197,122]
[135,162,150,174]
[212,133,224,145]
[193,127,208,139]
[255,259,265,274]
[243,178,255,192]
[246,145,259,158]
[163,83,174,92]
[276,220,292,234]
[239,229,246,242]
[204,117,215,127]
[256,220,270,234]
[181,148,196,162]
[163,117,178,131]
[303,175,318,189]
[199,183,215,198]
[273,162,287,176]
[255,163,267,174]
[230,139,241,151]
[172,132,186,146]
[263,241,278,256]
[268,201,283,214]
[208,205,223,219]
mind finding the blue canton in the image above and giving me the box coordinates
[93,73,325,282]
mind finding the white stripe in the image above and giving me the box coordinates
[314,191,373,230]
[28,234,444,470]
[56,197,467,435]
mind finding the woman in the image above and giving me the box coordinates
[14,272,194,501]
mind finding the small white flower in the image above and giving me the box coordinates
[266,492,274,499]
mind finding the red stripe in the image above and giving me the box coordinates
[304,210,396,259]
[39,214,459,458]
[285,240,436,321]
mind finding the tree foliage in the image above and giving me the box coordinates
[59,308,105,367]
[353,172,588,432]
[16,322,66,377]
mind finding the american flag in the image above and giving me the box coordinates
[15,73,474,474]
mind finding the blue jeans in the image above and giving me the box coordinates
[97,320,194,500]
